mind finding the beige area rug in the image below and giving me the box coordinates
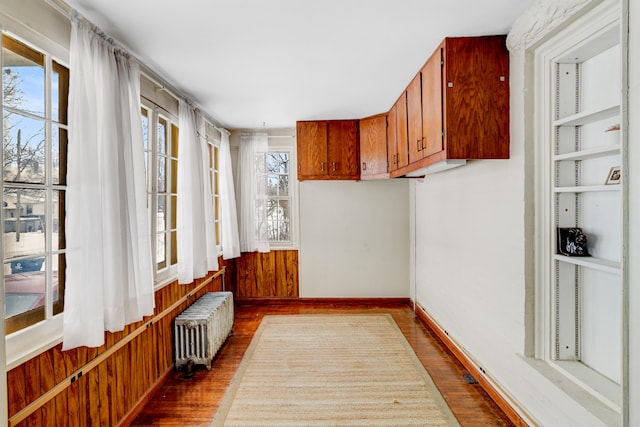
[212,314,460,426]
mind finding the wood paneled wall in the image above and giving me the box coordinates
[232,250,299,299]
[7,267,226,427]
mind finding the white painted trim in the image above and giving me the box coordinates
[531,0,626,423]
[5,314,63,371]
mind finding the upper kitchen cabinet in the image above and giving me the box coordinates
[359,113,389,180]
[387,92,409,174]
[297,120,359,180]
[392,35,510,177]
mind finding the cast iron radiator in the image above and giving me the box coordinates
[174,291,234,370]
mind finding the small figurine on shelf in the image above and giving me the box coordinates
[557,227,590,257]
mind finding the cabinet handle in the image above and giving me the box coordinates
[394,153,399,165]
[417,139,422,152]
[362,162,367,171]
[333,162,337,171]
[421,137,426,151]
[321,162,325,171]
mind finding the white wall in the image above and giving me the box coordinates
[412,0,632,425]
[299,179,410,298]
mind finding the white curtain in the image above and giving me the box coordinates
[219,130,240,259]
[63,17,154,350]
[176,101,219,284]
[237,133,270,253]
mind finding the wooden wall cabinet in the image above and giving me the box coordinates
[359,113,389,179]
[390,35,510,177]
[387,92,409,173]
[297,120,359,180]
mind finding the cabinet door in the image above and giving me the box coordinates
[360,114,388,179]
[421,46,444,157]
[297,121,328,179]
[395,92,409,170]
[407,73,423,164]
[387,103,398,172]
[327,120,359,179]
[444,36,509,159]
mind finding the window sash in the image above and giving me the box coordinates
[2,34,68,335]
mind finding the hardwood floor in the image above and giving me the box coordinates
[129,302,514,426]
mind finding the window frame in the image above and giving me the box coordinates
[140,102,180,286]
[265,137,298,250]
[204,126,222,251]
[1,29,69,369]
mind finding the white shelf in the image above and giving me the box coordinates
[554,185,620,193]
[554,144,620,161]
[553,104,619,127]
[553,254,621,275]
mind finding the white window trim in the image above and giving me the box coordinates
[204,126,223,254]
[1,20,69,370]
[532,0,626,422]
[266,136,299,250]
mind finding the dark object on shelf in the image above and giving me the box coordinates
[557,227,590,257]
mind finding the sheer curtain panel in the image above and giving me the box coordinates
[64,17,155,350]
[237,133,270,253]
[219,130,240,259]
[176,101,219,284]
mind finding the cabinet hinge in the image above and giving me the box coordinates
[442,130,445,139]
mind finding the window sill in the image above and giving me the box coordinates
[520,355,621,426]
[267,244,298,251]
[5,314,63,371]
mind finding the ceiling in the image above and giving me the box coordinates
[62,0,534,130]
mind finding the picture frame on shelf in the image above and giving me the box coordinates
[605,166,621,185]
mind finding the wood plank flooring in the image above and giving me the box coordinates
[129,302,514,426]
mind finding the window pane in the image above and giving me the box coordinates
[3,188,45,259]
[52,61,69,125]
[279,199,290,222]
[3,111,46,184]
[268,152,289,174]
[267,176,278,196]
[2,38,45,117]
[278,174,289,196]
[158,156,166,192]
[53,190,65,251]
[171,124,179,158]
[171,195,177,230]
[157,119,167,154]
[156,232,166,267]
[52,125,67,185]
[171,160,178,193]
[157,195,167,232]
[5,257,46,318]
[170,231,178,265]
[53,253,65,315]
[141,109,149,151]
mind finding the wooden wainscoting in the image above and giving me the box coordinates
[6,267,226,427]
[232,250,299,299]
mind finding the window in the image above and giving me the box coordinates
[141,106,179,282]
[2,34,68,334]
[264,152,291,245]
[204,133,221,247]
